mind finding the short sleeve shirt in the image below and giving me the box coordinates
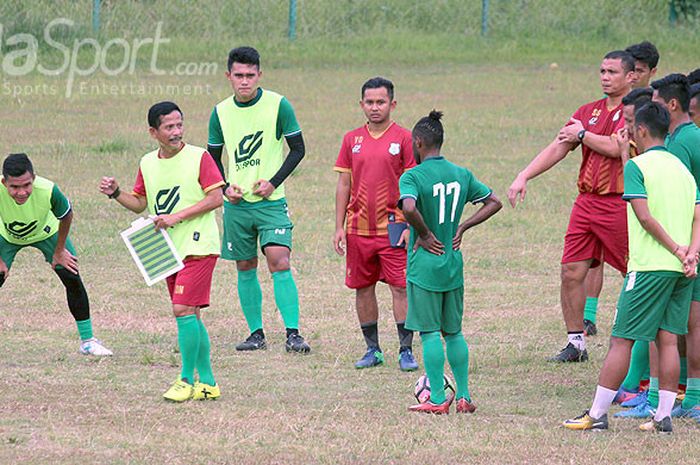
[334,123,415,235]
[571,98,625,195]
[666,122,700,187]
[399,157,492,291]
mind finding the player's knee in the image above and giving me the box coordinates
[236,258,258,271]
[560,263,586,285]
[55,267,84,290]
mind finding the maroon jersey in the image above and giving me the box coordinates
[571,98,625,195]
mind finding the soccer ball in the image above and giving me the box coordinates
[414,373,455,403]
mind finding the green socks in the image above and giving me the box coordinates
[238,269,263,333]
[621,341,650,391]
[420,331,446,404]
[680,357,687,386]
[648,377,659,409]
[682,378,700,409]
[76,318,94,341]
[444,332,470,401]
[583,297,598,324]
[176,315,200,384]
[272,270,300,330]
[196,319,216,386]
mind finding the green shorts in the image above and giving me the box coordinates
[221,198,293,261]
[0,233,76,270]
[405,281,464,334]
[612,271,692,341]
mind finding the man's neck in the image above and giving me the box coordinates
[367,120,392,137]
[159,142,184,159]
[640,138,665,153]
[420,150,440,162]
[669,112,691,135]
[605,90,627,109]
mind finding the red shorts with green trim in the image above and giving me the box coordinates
[345,234,407,289]
[166,255,218,307]
[562,193,628,273]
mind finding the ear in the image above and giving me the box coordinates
[148,126,158,140]
[1,178,6,187]
[649,67,657,79]
[390,99,397,111]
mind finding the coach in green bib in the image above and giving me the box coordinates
[100,101,225,403]
[0,153,112,356]
[208,46,311,353]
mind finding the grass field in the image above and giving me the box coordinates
[2,32,700,464]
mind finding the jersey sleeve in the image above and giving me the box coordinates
[334,134,352,173]
[50,184,71,219]
[465,170,492,203]
[622,161,646,200]
[207,107,224,147]
[132,168,147,197]
[199,151,226,193]
[401,133,417,170]
[277,97,301,139]
[399,171,419,204]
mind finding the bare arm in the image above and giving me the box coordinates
[507,137,574,207]
[153,188,223,230]
[401,197,444,255]
[558,118,620,158]
[683,204,700,277]
[51,210,79,274]
[99,177,147,213]
[333,171,351,256]
[453,194,503,250]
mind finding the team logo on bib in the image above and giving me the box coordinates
[235,131,263,163]
[154,186,180,215]
[388,143,401,156]
[5,220,38,239]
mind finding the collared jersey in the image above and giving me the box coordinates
[0,176,70,245]
[399,156,492,292]
[665,121,700,187]
[623,146,699,272]
[334,122,415,235]
[133,143,224,258]
[571,98,625,195]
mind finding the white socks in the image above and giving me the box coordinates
[589,385,617,419]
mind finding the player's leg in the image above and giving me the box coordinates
[345,234,384,367]
[264,244,309,353]
[681,300,700,414]
[35,234,112,355]
[165,301,200,402]
[222,203,266,350]
[640,275,691,432]
[0,235,20,288]
[442,286,475,413]
[554,194,597,362]
[564,271,670,430]
[583,260,604,336]
[378,240,416,370]
[407,283,452,414]
[615,340,649,403]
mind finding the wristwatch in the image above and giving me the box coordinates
[577,129,586,142]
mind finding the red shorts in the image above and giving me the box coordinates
[166,255,218,307]
[345,234,407,289]
[562,193,627,273]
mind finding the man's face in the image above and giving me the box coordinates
[630,61,656,89]
[689,96,700,126]
[2,171,34,205]
[623,104,636,137]
[149,111,184,152]
[226,62,261,102]
[600,58,633,96]
[360,87,395,126]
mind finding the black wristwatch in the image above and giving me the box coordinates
[577,129,586,142]
[107,187,121,199]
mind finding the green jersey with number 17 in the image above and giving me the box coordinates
[399,156,492,292]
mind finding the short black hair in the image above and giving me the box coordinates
[690,83,700,101]
[2,153,34,179]
[634,101,670,139]
[651,73,690,112]
[227,46,260,72]
[622,87,653,109]
[413,110,444,149]
[688,68,700,85]
[603,50,636,74]
[624,41,660,69]
[361,77,394,101]
[147,101,182,129]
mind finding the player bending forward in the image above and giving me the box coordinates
[399,111,502,414]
